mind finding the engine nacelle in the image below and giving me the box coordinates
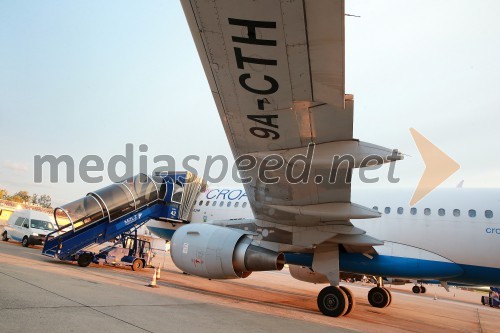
[288,265,329,284]
[170,223,285,279]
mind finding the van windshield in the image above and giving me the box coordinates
[30,219,54,231]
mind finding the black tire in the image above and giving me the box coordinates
[339,286,356,316]
[383,287,392,307]
[412,285,421,294]
[368,287,391,308]
[317,286,348,317]
[22,236,29,247]
[2,231,8,242]
[77,253,93,267]
[131,259,144,271]
[420,286,427,294]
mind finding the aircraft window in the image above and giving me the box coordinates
[485,210,494,219]
[397,207,404,215]
[468,209,476,218]
[242,202,248,208]
[219,201,224,207]
[212,201,217,207]
[453,209,460,217]
[373,206,378,211]
[384,207,391,214]
[410,208,417,215]
[438,208,445,217]
[199,200,203,206]
[205,201,210,206]
[227,202,232,207]
[234,202,239,208]
[424,208,431,216]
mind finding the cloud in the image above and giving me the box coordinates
[2,160,29,172]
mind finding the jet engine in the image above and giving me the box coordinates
[170,223,285,279]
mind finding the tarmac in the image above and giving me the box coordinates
[0,240,498,333]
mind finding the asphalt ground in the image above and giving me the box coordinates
[0,240,498,333]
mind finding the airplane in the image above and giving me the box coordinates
[147,186,500,316]
[145,0,499,317]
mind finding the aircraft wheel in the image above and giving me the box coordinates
[317,286,348,317]
[131,259,144,271]
[412,285,421,294]
[339,286,356,316]
[383,287,392,307]
[22,236,29,247]
[2,231,8,242]
[77,253,93,267]
[420,286,427,294]
[368,287,391,308]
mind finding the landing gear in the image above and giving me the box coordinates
[368,287,392,308]
[367,277,392,308]
[339,286,356,316]
[385,288,393,306]
[312,245,356,317]
[317,286,348,317]
[412,284,426,294]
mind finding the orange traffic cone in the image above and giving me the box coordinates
[156,266,161,279]
[147,267,159,288]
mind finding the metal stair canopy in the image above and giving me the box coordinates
[42,172,206,261]
[53,173,166,232]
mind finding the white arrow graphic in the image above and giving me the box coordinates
[410,128,460,206]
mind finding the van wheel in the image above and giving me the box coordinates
[77,253,93,267]
[131,259,144,271]
[1,232,8,242]
[22,236,29,247]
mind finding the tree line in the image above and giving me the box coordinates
[0,188,52,208]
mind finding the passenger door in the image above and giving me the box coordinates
[20,218,30,238]
[10,217,25,240]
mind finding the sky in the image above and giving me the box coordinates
[0,0,499,206]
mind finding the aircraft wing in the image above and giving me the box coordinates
[182,0,349,152]
[181,0,400,246]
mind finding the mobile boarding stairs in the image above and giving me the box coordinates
[42,172,205,267]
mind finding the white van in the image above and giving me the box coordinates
[1,209,56,247]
